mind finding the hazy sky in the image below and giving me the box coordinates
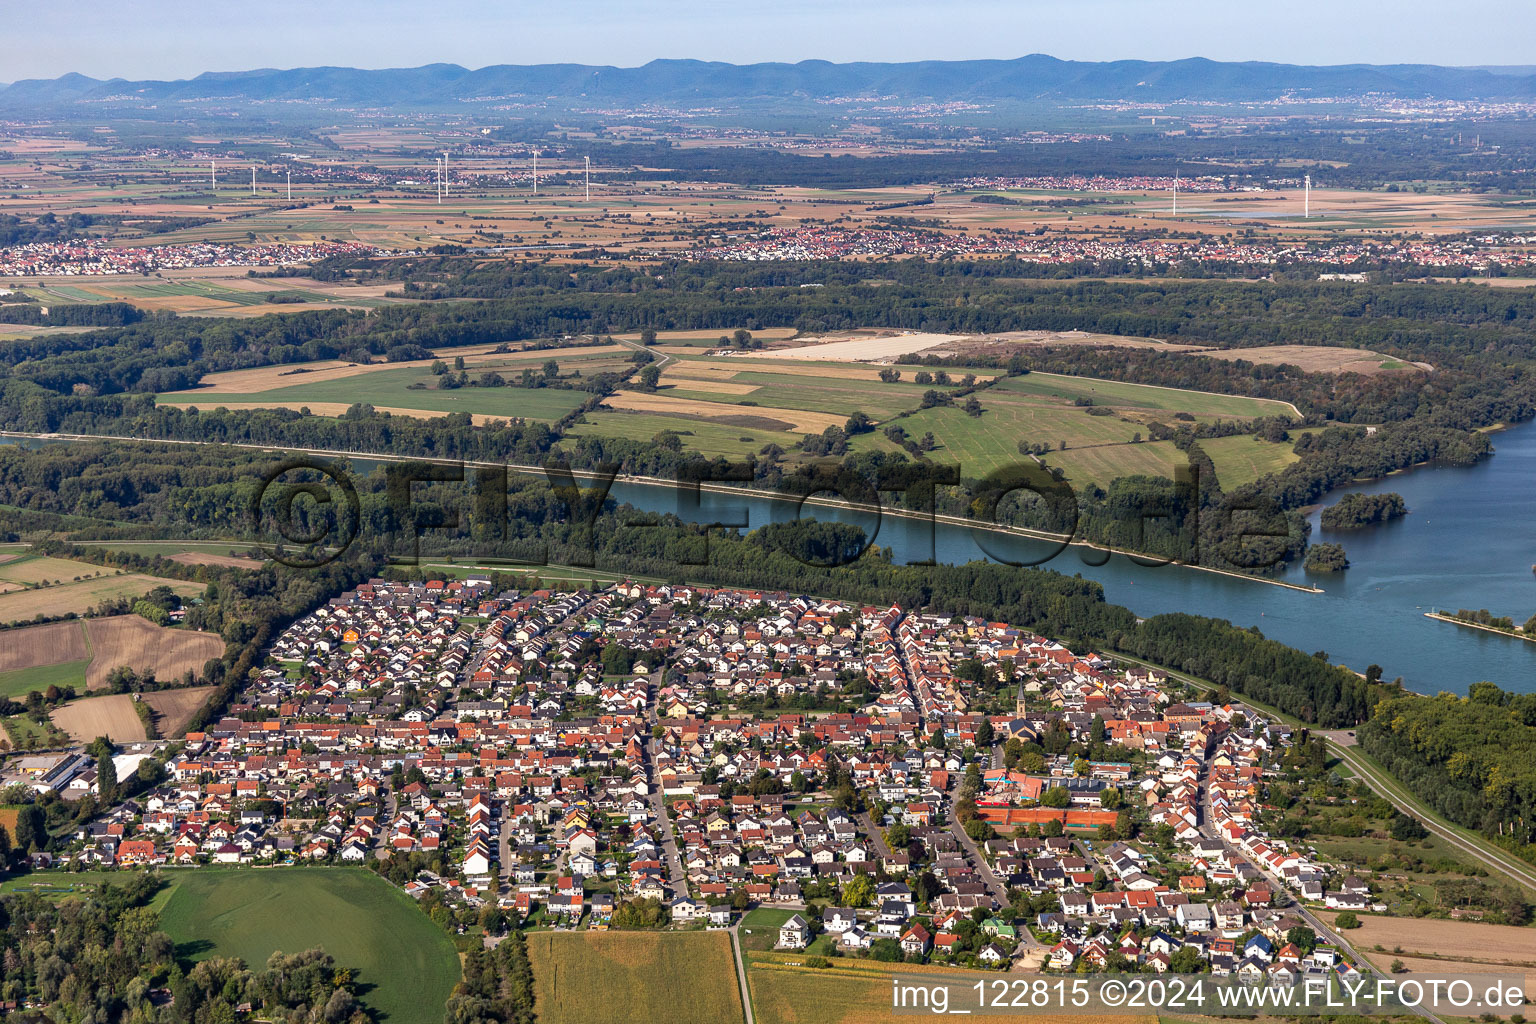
[8,0,1535,82]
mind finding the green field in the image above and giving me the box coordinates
[566,410,781,458]
[161,369,591,421]
[73,540,262,559]
[841,370,1291,486]
[0,659,90,700]
[0,554,115,586]
[527,931,743,1024]
[2,714,69,748]
[740,907,797,952]
[1041,440,1188,489]
[0,572,204,624]
[158,868,459,1024]
[1198,434,1302,488]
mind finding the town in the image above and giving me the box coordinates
[677,223,1536,271]
[11,577,1379,983]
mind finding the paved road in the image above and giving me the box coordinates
[1321,732,1536,893]
[942,781,1042,951]
[616,335,675,370]
[642,664,688,893]
[859,810,891,857]
[1194,761,1449,1024]
[728,923,757,1024]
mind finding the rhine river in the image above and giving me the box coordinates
[7,421,1536,694]
[611,420,1536,696]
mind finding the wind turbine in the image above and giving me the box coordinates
[287,171,292,201]
[251,166,257,197]
[210,160,216,192]
[442,151,449,199]
[1304,174,1311,219]
[584,155,590,202]
[532,150,537,195]
[1172,168,1179,217]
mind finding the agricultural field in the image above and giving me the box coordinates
[1040,441,1189,490]
[158,867,460,1024]
[141,685,216,737]
[1318,912,1536,968]
[842,370,1288,487]
[156,345,627,423]
[75,540,266,569]
[1198,345,1425,375]
[0,659,92,701]
[746,953,1148,1024]
[565,411,777,459]
[0,553,206,624]
[527,931,744,1024]
[995,372,1298,421]
[0,554,116,588]
[0,619,91,676]
[82,615,225,690]
[1197,434,1302,488]
[0,615,222,702]
[16,276,368,315]
[50,692,147,743]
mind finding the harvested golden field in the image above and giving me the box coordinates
[1353,952,1536,998]
[748,955,1153,1024]
[174,344,520,393]
[51,693,145,743]
[168,552,265,569]
[1200,345,1426,375]
[0,574,203,623]
[0,621,89,674]
[1320,911,1536,967]
[601,391,847,431]
[142,686,215,737]
[84,616,224,690]
[739,331,959,362]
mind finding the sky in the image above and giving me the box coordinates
[8,0,1536,82]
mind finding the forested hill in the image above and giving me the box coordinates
[6,55,1536,111]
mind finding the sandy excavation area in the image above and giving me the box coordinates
[737,331,963,362]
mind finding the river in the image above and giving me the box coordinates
[6,423,1536,694]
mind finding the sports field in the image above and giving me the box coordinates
[527,931,744,1024]
[159,867,460,1024]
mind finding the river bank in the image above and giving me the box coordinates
[1426,611,1536,645]
[8,423,1536,694]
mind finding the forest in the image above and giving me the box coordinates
[1320,492,1408,530]
[1360,684,1536,849]
[0,269,1529,574]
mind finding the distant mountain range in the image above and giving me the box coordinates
[5,55,1536,112]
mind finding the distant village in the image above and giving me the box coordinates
[13,579,1380,980]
